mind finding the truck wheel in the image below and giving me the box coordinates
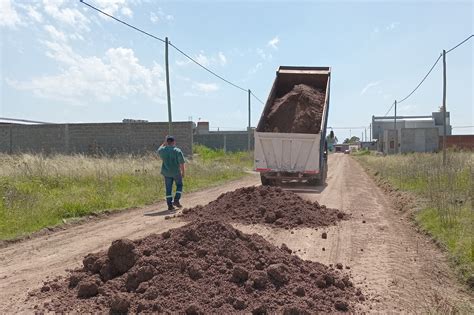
[260,174,272,186]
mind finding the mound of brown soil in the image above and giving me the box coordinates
[181,186,347,229]
[262,84,325,134]
[32,221,363,313]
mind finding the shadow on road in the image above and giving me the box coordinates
[278,182,327,194]
[143,209,178,217]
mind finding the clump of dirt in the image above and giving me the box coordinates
[181,186,347,229]
[32,221,363,313]
[261,84,325,134]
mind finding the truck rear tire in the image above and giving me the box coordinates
[260,174,272,186]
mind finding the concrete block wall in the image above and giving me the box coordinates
[0,122,193,156]
[400,128,439,153]
[194,132,254,152]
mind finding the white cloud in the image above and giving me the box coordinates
[121,7,133,17]
[195,52,210,66]
[218,52,227,66]
[372,22,399,36]
[267,36,280,50]
[150,8,173,24]
[248,62,263,75]
[44,25,67,42]
[256,48,272,61]
[360,81,380,95]
[92,0,133,18]
[150,12,159,23]
[192,82,219,93]
[386,22,399,31]
[176,51,227,68]
[43,0,90,31]
[0,0,22,28]
[25,5,43,23]
[8,40,166,104]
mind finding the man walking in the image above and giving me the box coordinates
[157,136,185,211]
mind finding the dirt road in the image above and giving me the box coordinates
[239,154,473,312]
[1,154,472,312]
[0,177,260,312]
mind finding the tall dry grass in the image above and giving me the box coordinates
[356,151,473,285]
[0,148,252,240]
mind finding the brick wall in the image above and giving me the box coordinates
[194,132,254,152]
[0,122,193,156]
[440,135,474,151]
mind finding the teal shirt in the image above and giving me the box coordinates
[157,145,185,177]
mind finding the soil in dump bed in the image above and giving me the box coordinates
[181,186,348,229]
[33,221,364,313]
[261,84,325,134]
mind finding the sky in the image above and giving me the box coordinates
[1,0,473,141]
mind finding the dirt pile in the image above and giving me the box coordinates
[262,84,325,134]
[32,221,363,313]
[181,186,347,229]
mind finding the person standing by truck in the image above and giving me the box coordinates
[157,136,185,211]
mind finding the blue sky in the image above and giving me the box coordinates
[1,0,473,141]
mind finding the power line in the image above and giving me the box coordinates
[328,126,368,129]
[452,126,474,129]
[80,0,165,43]
[383,101,396,117]
[446,34,473,54]
[0,117,53,124]
[167,42,247,92]
[381,35,472,116]
[398,53,442,104]
[250,91,265,105]
[80,0,267,101]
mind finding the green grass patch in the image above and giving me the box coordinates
[0,149,252,240]
[355,152,474,285]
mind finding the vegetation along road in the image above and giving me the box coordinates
[1,154,472,313]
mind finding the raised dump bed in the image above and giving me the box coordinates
[254,66,331,186]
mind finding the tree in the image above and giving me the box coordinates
[343,136,360,144]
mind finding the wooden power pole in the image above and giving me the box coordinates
[442,49,447,165]
[165,37,172,135]
[394,100,397,153]
[248,89,251,152]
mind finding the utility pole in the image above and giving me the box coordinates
[394,100,397,153]
[248,89,251,152]
[369,123,372,141]
[442,49,447,165]
[165,37,172,135]
[365,128,367,142]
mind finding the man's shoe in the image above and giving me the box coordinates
[173,201,183,208]
[167,205,176,211]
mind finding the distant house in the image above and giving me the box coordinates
[371,112,450,154]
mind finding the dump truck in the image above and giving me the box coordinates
[254,66,331,186]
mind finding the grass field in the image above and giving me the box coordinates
[0,145,252,240]
[356,152,473,285]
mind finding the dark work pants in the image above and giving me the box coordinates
[164,175,183,206]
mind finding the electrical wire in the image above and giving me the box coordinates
[383,101,396,117]
[446,34,473,54]
[452,126,474,129]
[80,0,165,43]
[250,91,265,105]
[381,35,473,116]
[167,42,247,92]
[80,0,266,99]
[397,53,442,104]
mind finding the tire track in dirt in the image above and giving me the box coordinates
[238,154,473,312]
